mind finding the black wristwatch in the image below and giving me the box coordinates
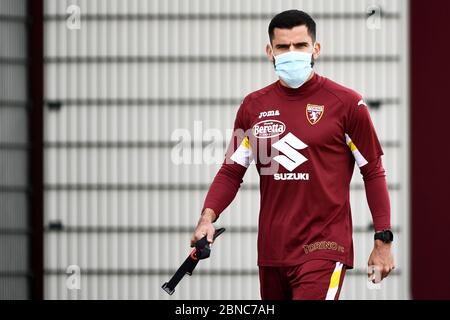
[374,229,394,243]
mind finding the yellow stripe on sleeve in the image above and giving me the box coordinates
[347,141,357,152]
[242,136,251,150]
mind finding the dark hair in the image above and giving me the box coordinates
[268,10,316,43]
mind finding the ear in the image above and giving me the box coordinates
[266,44,274,62]
[312,41,321,60]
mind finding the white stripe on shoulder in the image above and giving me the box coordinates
[345,133,368,167]
[230,137,254,168]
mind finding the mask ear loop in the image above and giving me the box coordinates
[271,46,276,69]
[311,42,316,68]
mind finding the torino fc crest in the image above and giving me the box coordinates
[306,104,324,125]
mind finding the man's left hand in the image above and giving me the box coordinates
[367,240,395,283]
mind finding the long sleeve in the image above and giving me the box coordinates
[202,162,247,221]
[202,101,252,221]
[344,94,391,231]
[360,157,391,232]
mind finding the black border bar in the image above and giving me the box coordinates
[27,0,44,300]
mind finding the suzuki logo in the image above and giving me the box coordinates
[272,133,308,171]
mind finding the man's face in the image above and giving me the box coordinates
[266,25,321,63]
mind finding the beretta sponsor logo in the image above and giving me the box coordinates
[252,120,286,139]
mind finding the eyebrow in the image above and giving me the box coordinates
[275,42,309,48]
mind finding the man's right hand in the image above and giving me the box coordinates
[190,208,217,247]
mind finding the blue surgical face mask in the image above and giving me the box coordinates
[273,51,313,89]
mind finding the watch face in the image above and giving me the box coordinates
[375,230,393,243]
[386,230,394,241]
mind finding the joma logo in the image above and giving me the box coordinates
[258,110,280,119]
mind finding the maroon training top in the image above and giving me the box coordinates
[203,72,391,268]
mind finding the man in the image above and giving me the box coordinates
[190,10,395,300]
